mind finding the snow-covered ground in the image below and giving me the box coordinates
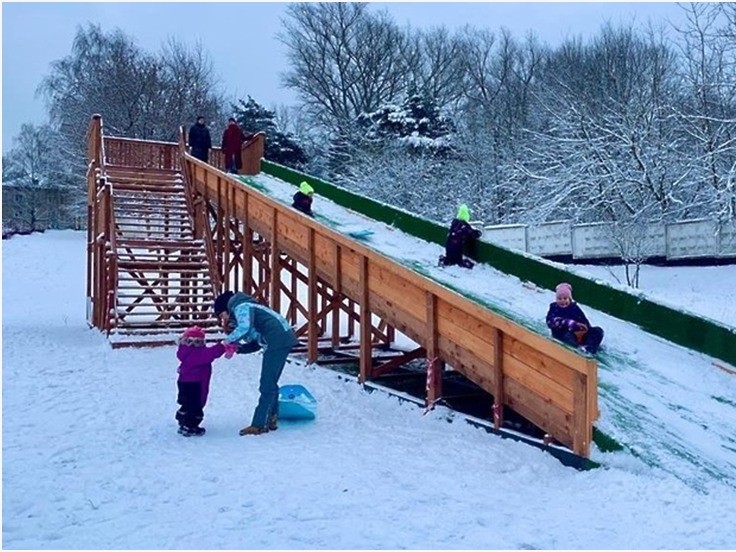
[3,228,736,549]
[570,263,736,329]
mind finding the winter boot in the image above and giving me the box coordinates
[179,425,206,437]
[267,415,278,431]
[239,425,267,436]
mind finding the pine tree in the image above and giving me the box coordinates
[356,92,454,156]
[233,96,308,169]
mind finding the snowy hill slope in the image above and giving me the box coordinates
[249,173,736,492]
[4,230,736,549]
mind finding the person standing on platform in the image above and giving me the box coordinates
[221,118,253,173]
[188,115,212,163]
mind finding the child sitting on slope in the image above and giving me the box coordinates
[292,181,315,217]
[545,282,604,355]
[175,326,236,437]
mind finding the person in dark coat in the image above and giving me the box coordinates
[439,204,482,269]
[188,116,212,163]
[175,325,235,436]
[292,181,315,217]
[214,291,299,436]
[221,118,253,173]
[546,282,604,355]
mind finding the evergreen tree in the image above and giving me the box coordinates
[233,96,308,169]
[356,92,454,156]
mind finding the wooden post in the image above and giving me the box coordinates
[492,328,505,430]
[216,177,224,283]
[269,208,280,312]
[222,180,232,290]
[425,292,442,405]
[359,256,372,383]
[307,228,318,363]
[243,193,253,295]
[572,371,590,457]
[331,244,342,349]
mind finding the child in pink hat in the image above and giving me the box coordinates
[545,282,604,355]
[175,326,236,436]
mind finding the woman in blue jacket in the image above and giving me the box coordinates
[214,291,299,435]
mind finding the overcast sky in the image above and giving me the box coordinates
[2,2,691,153]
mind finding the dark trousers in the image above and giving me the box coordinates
[176,381,204,429]
[191,148,209,163]
[558,326,604,354]
[225,152,240,173]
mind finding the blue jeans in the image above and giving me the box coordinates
[251,346,292,428]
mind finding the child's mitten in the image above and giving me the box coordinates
[223,342,238,359]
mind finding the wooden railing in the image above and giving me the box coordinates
[86,115,117,332]
[181,125,265,175]
[104,136,180,171]
[183,155,599,457]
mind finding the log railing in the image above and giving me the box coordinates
[183,154,599,457]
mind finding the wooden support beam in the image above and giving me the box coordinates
[572,371,590,457]
[243,194,253,296]
[223,181,232,290]
[359,256,372,383]
[492,328,505,430]
[331,244,342,349]
[372,347,426,378]
[308,228,319,363]
[425,292,443,405]
[270,208,280,312]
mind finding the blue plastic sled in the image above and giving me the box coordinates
[347,229,374,240]
[278,384,317,421]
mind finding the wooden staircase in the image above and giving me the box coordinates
[101,165,221,347]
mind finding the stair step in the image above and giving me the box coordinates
[116,238,203,249]
[118,260,209,272]
[116,275,212,281]
[111,184,184,193]
[111,318,218,328]
[116,254,208,261]
[112,325,222,335]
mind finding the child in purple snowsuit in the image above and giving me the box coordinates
[175,326,235,436]
[546,282,604,355]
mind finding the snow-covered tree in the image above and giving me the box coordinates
[674,3,736,223]
[38,24,225,177]
[517,24,688,225]
[357,92,454,156]
[232,96,308,169]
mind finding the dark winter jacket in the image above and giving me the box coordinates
[444,219,482,263]
[545,301,591,341]
[292,191,314,217]
[224,292,298,351]
[221,123,253,170]
[189,122,212,162]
